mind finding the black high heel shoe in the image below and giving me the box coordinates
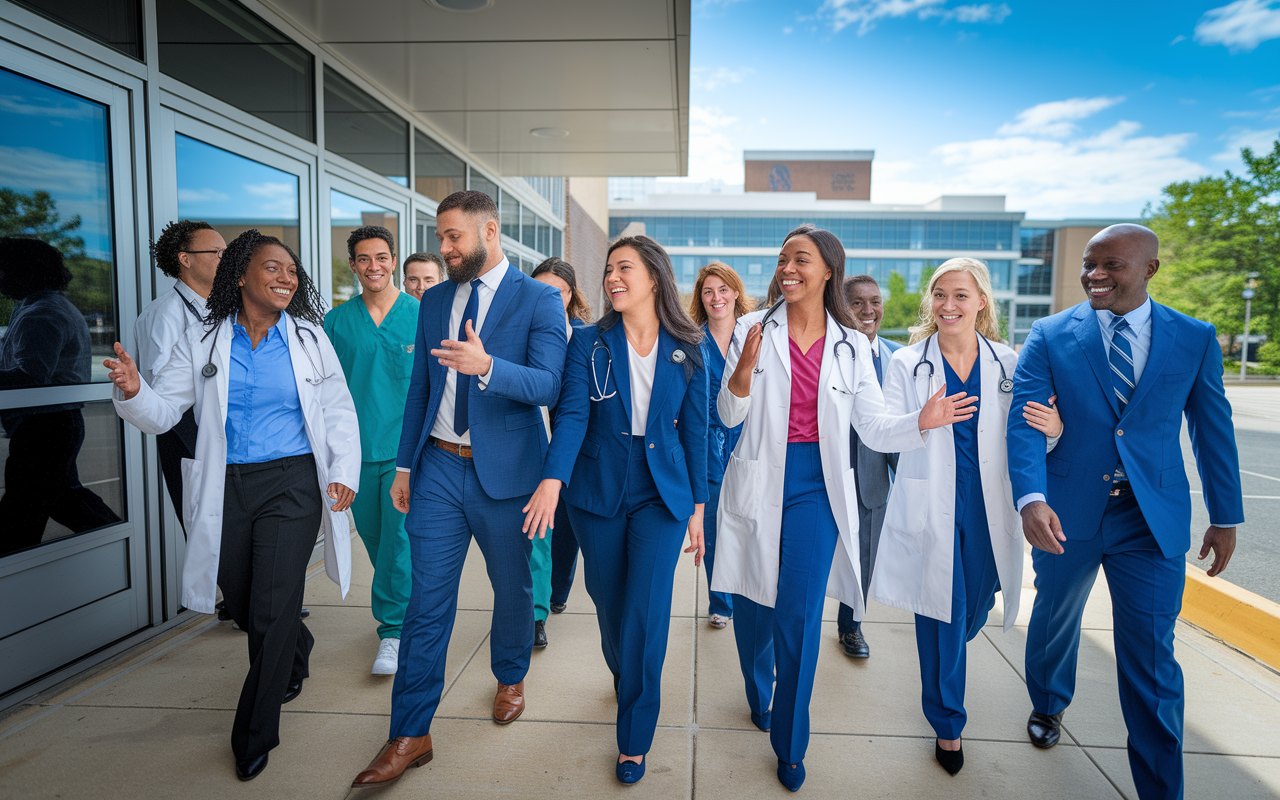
[935,740,964,776]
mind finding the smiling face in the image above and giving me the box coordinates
[238,243,297,316]
[776,235,831,308]
[535,271,572,313]
[847,280,883,340]
[1080,228,1159,315]
[436,208,494,284]
[604,245,656,316]
[403,259,441,301]
[931,269,986,337]
[350,236,396,295]
[700,274,738,324]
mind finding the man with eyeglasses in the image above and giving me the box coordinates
[135,220,226,534]
[323,225,419,676]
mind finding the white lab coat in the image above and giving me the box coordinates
[711,304,926,617]
[113,313,361,614]
[868,335,1024,629]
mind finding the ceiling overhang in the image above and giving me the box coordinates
[267,0,690,178]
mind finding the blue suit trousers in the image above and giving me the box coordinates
[704,471,734,619]
[389,443,534,737]
[567,440,687,757]
[1026,492,1185,800]
[549,498,579,606]
[731,442,841,764]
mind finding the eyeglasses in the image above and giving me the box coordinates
[183,249,226,258]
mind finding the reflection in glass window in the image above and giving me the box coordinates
[469,171,498,205]
[0,67,117,386]
[175,134,301,256]
[415,210,436,254]
[324,67,408,186]
[158,0,314,141]
[500,192,520,242]
[0,399,125,558]
[331,190,399,307]
[415,131,465,202]
[15,0,142,59]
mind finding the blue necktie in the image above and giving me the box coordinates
[1109,316,1134,482]
[452,279,482,436]
[873,347,883,386]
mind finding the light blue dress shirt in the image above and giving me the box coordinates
[226,313,312,464]
[1096,297,1153,387]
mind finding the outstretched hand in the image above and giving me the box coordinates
[726,322,762,398]
[431,319,493,376]
[917,385,977,431]
[104,342,141,400]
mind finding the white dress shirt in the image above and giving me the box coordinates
[134,280,208,385]
[627,337,659,437]
[427,259,508,445]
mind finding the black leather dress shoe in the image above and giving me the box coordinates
[934,741,963,776]
[216,601,231,622]
[549,602,567,614]
[1027,710,1064,748]
[533,620,548,649]
[236,753,268,781]
[283,678,303,704]
[299,608,310,619]
[840,630,870,658]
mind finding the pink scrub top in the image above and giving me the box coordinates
[788,335,824,443]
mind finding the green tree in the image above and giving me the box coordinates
[1145,136,1280,346]
[881,268,934,334]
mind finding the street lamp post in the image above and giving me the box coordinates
[1240,272,1260,382]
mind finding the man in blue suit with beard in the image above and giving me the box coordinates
[1007,224,1244,800]
[351,190,567,789]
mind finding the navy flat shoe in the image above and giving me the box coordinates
[777,759,804,791]
[616,758,645,784]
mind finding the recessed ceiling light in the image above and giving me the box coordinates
[530,128,569,138]
[426,0,492,12]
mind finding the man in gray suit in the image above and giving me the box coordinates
[836,275,901,658]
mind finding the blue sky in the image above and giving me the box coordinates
[685,0,1280,218]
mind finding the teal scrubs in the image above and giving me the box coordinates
[324,291,419,640]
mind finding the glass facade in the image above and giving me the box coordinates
[324,67,409,186]
[415,131,465,203]
[1014,303,1052,344]
[501,191,520,242]
[15,0,141,59]
[469,170,499,204]
[330,190,399,306]
[610,215,1019,251]
[1018,227,1055,296]
[158,0,314,141]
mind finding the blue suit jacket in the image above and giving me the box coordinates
[1007,300,1243,558]
[542,322,709,520]
[396,268,568,500]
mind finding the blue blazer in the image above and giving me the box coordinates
[396,267,568,500]
[542,321,709,520]
[1006,301,1243,558]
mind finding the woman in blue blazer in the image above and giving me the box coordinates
[524,235,708,784]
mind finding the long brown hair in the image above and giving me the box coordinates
[532,257,592,322]
[780,224,856,329]
[689,261,755,325]
[601,235,704,362]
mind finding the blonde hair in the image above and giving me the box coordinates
[689,261,756,325]
[908,257,1002,344]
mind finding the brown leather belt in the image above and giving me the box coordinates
[431,437,473,458]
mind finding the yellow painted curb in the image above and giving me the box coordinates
[1181,564,1280,671]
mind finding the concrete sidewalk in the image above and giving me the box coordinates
[2,532,1280,799]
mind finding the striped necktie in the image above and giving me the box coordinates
[1109,317,1135,411]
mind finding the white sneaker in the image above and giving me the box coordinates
[372,637,400,675]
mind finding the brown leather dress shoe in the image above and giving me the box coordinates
[351,735,433,788]
[493,680,525,724]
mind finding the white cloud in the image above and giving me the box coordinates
[996,96,1124,138]
[692,66,755,91]
[684,106,746,184]
[1194,0,1280,52]
[244,182,294,198]
[820,0,1010,34]
[177,188,230,204]
[1212,127,1280,160]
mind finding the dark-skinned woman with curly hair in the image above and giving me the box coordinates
[105,230,361,782]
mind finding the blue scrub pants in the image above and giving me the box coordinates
[704,469,734,619]
[913,465,1000,740]
[731,442,841,765]
[350,459,411,640]
[1026,492,1185,800]
[549,499,578,606]
[389,443,534,737]
[567,438,687,757]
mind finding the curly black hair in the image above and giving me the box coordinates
[346,225,396,261]
[203,230,327,338]
[0,236,73,299]
[152,220,214,279]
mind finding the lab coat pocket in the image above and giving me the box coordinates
[720,454,761,520]
[179,457,202,531]
[882,476,928,540]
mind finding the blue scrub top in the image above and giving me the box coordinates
[704,324,743,479]
[942,351,981,475]
[226,313,312,464]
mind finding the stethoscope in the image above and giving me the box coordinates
[588,332,689,402]
[176,286,204,322]
[201,319,335,385]
[750,301,857,384]
[912,333,1013,393]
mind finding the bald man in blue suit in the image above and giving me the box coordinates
[1007,224,1244,800]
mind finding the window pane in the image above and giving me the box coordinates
[158,0,314,141]
[536,216,550,256]
[0,67,117,388]
[324,67,408,186]
[415,210,436,254]
[175,134,301,256]
[500,192,520,242]
[330,190,398,307]
[469,171,498,205]
[15,0,141,59]
[414,131,465,202]
[0,400,126,557]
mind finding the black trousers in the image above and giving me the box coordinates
[0,408,121,557]
[218,454,321,760]
[155,408,198,535]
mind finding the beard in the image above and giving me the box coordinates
[446,241,488,284]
